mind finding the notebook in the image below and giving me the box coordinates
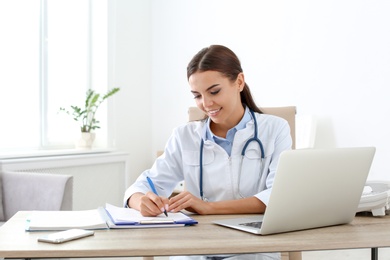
[213,147,376,235]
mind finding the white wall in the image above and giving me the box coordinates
[108,0,153,186]
[111,0,390,183]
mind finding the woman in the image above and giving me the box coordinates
[124,45,292,260]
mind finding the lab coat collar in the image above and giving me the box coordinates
[202,107,252,142]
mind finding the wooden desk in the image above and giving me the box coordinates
[1,211,389,259]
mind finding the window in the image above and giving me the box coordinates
[0,0,108,154]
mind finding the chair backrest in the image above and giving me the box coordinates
[0,171,73,221]
[188,106,297,149]
[168,106,299,260]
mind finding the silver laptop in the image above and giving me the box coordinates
[214,147,376,235]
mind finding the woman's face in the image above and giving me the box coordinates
[189,70,245,129]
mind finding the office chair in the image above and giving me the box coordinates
[187,106,300,260]
[155,106,300,260]
[188,106,296,149]
[0,171,73,225]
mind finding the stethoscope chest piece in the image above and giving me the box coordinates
[198,109,265,199]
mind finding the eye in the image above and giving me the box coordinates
[210,89,220,95]
[193,94,201,99]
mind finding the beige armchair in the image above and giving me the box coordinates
[187,106,300,260]
[156,106,300,260]
[0,171,73,225]
[188,106,296,149]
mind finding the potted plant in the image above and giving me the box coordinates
[60,87,120,148]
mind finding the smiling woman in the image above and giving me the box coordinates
[0,0,108,153]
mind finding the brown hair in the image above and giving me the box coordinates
[187,45,262,114]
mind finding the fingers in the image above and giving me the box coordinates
[139,192,169,217]
[139,191,205,215]
[168,191,202,213]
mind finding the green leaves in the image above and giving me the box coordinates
[59,87,120,133]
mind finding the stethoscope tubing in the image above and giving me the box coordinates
[199,137,205,199]
[199,109,264,200]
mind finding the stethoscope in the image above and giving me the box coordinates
[199,109,265,201]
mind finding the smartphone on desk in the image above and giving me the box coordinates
[37,229,94,244]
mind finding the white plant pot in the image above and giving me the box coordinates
[76,132,96,149]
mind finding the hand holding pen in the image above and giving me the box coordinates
[146,177,168,217]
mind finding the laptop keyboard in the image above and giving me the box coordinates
[239,221,263,229]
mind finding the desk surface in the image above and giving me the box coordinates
[1,211,390,258]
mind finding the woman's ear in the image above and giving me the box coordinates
[236,73,245,92]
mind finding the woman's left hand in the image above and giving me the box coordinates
[168,191,210,214]
[168,191,266,215]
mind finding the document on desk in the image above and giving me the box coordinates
[103,203,198,228]
[25,204,197,231]
[26,209,108,231]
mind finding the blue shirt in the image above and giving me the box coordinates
[206,107,251,156]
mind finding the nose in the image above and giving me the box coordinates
[201,95,213,108]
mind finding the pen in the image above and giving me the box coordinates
[146,176,168,217]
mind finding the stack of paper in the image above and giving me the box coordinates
[26,210,107,231]
[25,203,198,231]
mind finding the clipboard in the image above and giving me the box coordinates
[100,203,198,228]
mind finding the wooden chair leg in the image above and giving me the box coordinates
[289,251,302,260]
[281,251,302,260]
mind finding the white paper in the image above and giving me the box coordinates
[105,203,192,223]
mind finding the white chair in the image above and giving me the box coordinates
[0,171,73,225]
[157,106,300,260]
[187,106,300,260]
[188,106,296,149]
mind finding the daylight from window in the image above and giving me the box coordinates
[0,0,107,155]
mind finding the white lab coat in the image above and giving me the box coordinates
[124,112,292,260]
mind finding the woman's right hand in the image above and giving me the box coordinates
[129,192,169,217]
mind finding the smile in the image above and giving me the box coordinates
[207,108,222,116]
